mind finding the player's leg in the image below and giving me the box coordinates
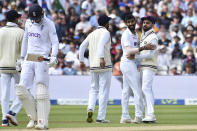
[15,61,37,128]
[87,72,99,123]
[96,71,111,123]
[141,69,156,122]
[1,73,11,126]
[120,74,132,123]
[6,73,22,126]
[126,62,143,123]
[119,62,132,123]
[34,62,50,129]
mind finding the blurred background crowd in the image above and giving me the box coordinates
[0,0,197,76]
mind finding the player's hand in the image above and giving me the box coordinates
[80,62,85,70]
[100,58,105,69]
[139,44,156,51]
[126,54,135,60]
[16,58,24,72]
[48,56,58,67]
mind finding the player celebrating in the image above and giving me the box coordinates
[136,16,158,123]
[120,14,155,124]
[15,4,59,130]
[79,14,112,123]
[0,10,23,127]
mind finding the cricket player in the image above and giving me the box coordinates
[136,16,158,123]
[15,4,58,130]
[120,14,155,124]
[79,14,112,123]
[0,10,23,127]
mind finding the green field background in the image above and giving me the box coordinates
[0,105,196,129]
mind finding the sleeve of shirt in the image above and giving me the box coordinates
[21,22,29,58]
[79,37,89,62]
[122,32,131,47]
[135,38,158,59]
[49,21,59,57]
[98,31,110,58]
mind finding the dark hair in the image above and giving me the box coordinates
[124,13,135,22]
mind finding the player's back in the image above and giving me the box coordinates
[0,24,24,72]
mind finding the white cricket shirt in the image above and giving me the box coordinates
[21,17,59,58]
[121,28,139,62]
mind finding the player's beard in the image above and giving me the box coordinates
[128,25,135,32]
[143,26,152,32]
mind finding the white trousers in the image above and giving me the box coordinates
[19,61,49,88]
[140,69,155,117]
[120,61,143,119]
[1,73,22,120]
[88,71,112,120]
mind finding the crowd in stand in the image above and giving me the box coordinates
[0,0,197,75]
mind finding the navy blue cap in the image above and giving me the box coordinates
[141,16,155,24]
[98,14,111,26]
[28,4,43,20]
[6,10,21,22]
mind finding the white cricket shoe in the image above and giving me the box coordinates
[6,114,18,126]
[120,118,132,124]
[131,117,142,123]
[26,120,36,129]
[142,114,156,123]
[35,123,48,130]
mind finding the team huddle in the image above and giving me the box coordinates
[0,4,158,130]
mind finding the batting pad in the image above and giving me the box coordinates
[36,83,50,127]
[15,84,37,121]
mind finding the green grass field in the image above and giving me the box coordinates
[0,105,197,130]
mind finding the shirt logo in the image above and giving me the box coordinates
[28,32,41,38]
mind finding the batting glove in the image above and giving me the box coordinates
[47,56,58,67]
[16,58,24,72]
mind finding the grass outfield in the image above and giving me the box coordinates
[0,105,197,130]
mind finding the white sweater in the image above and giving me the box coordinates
[0,22,24,73]
[79,26,112,72]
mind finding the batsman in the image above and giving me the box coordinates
[15,4,59,130]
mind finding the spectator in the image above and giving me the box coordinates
[182,34,195,55]
[69,0,81,16]
[48,62,64,75]
[157,45,171,70]
[183,62,194,75]
[81,0,95,18]
[66,43,80,70]
[182,50,196,73]
[181,8,197,27]
[169,65,180,75]
[63,59,77,75]
[75,14,91,35]
[171,40,183,59]
[158,31,171,46]
[170,25,184,44]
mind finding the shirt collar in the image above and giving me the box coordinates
[6,22,18,27]
[143,29,154,36]
[126,28,137,36]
